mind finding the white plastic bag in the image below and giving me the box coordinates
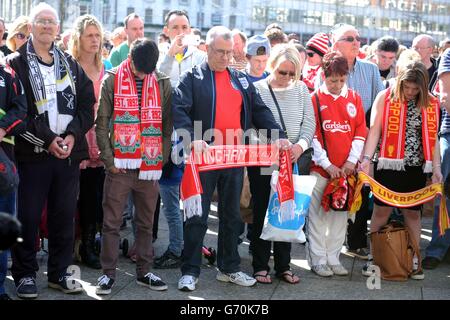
[260,164,317,243]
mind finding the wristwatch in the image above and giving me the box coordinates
[362,154,372,161]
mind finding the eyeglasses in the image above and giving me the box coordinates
[338,36,361,43]
[412,46,431,51]
[15,33,28,40]
[277,70,296,77]
[34,19,59,26]
[306,51,315,57]
[210,45,233,57]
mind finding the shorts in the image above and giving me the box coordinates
[373,165,427,211]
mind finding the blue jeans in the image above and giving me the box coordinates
[159,183,183,256]
[425,133,450,260]
[0,191,16,295]
[181,168,244,277]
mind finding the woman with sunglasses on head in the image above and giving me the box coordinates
[360,61,442,280]
[302,33,329,93]
[6,16,30,52]
[250,43,315,284]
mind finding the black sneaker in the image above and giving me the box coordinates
[411,269,425,280]
[96,275,115,295]
[0,293,12,300]
[153,250,182,269]
[136,272,168,291]
[16,277,38,299]
[48,273,83,294]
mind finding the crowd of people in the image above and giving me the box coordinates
[0,2,449,300]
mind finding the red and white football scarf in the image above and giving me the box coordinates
[113,59,163,180]
[379,89,439,173]
[180,145,294,220]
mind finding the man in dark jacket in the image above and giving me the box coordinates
[173,26,289,292]
[0,61,27,300]
[6,2,95,299]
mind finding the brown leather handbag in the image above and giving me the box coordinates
[370,221,421,281]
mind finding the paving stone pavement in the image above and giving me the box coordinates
[4,204,450,301]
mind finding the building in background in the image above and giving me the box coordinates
[1,0,449,46]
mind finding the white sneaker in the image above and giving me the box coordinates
[311,264,333,277]
[178,275,198,291]
[329,264,349,276]
[216,271,256,287]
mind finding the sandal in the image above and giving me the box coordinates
[277,270,300,284]
[253,271,272,284]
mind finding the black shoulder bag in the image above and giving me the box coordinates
[268,83,313,175]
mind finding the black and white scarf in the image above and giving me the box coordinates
[26,39,76,125]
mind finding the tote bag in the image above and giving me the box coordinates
[260,164,317,243]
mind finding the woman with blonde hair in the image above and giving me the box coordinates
[360,61,442,280]
[6,16,30,52]
[249,43,315,284]
[69,14,109,270]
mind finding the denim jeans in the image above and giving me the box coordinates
[159,183,183,256]
[181,168,244,277]
[0,191,16,295]
[425,133,450,260]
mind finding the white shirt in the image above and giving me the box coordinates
[39,62,59,133]
[38,62,72,135]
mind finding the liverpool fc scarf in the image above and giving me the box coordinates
[351,172,449,236]
[180,145,294,220]
[378,89,439,173]
[113,59,162,180]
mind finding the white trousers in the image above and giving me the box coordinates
[306,172,348,266]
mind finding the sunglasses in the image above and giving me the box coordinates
[306,51,315,57]
[15,33,28,40]
[338,36,361,43]
[277,70,296,77]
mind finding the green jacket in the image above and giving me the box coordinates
[96,68,172,171]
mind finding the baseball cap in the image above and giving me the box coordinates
[246,35,270,56]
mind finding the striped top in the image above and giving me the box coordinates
[135,78,143,105]
[438,48,450,134]
[254,79,316,150]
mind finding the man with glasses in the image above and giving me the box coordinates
[173,26,289,292]
[412,34,438,91]
[323,24,384,263]
[7,2,95,299]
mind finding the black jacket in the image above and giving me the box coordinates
[172,61,286,144]
[0,63,27,161]
[7,43,95,162]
